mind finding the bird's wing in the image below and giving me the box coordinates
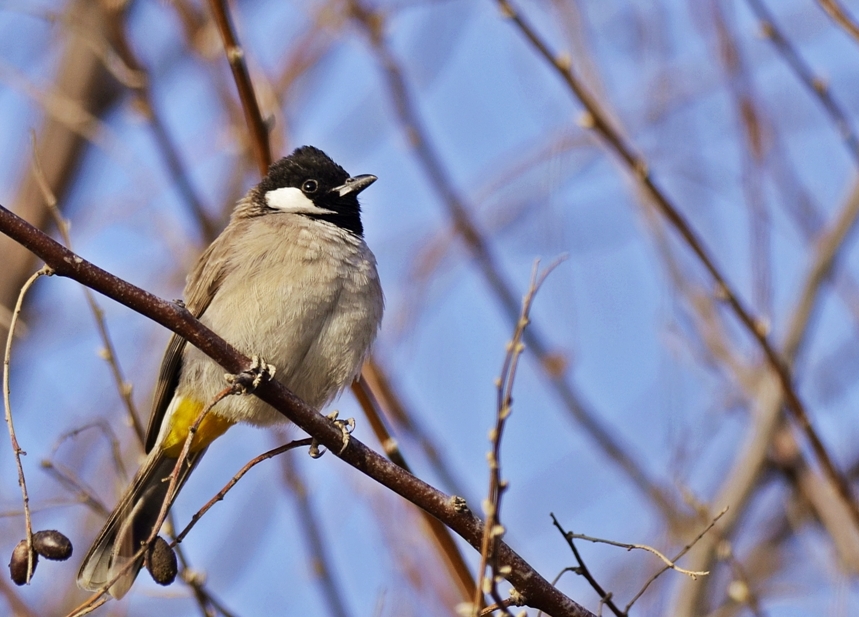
[144,226,239,452]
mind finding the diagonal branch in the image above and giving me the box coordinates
[816,0,859,50]
[0,203,593,617]
[206,0,271,177]
[745,0,859,165]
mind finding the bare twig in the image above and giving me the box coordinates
[3,267,51,584]
[66,385,238,615]
[474,259,563,616]
[175,438,313,544]
[478,597,520,617]
[551,506,726,616]
[176,554,239,617]
[720,540,768,617]
[624,507,728,612]
[567,532,709,579]
[40,460,109,518]
[745,0,859,164]
[817,0,859,47]
[46,420,128,485]
[550,514,624,617]
[535,566,583,617]
[0,203,593,617]
[709,0,772,315]
[361,356,471,499]
[154,387,236,546]
[67,595,109,617]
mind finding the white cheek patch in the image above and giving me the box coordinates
[265,187,334,215]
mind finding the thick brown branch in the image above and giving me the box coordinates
[0,203,591,617]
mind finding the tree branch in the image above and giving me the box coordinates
[0,203,591,617]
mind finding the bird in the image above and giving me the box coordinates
[77,146,384,598]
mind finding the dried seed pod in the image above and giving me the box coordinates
[145,536,177,586]
[32,530,73,561]
[9,540,37,585]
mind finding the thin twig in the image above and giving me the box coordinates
[65,385,238,616]
[153,387,236,545]
[709,0,772,316]
[566,535,708,579]
[816,0,859,48]
[550,514,624,617]
[478,597,519,617]
[174,438,313,544]
[745,0,859,165]
[535,568,582,617]
[3,267,51,584]
[474,258,564,616]
[40,460,109,518]
[495,0,859,533]
[721,540,768,617]
[361,355,472,499]
[174,543,239,617]
[46,420,128,485]
[67,595,109,617]
[624,507,728,612]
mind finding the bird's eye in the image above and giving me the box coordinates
[302,179,318,194]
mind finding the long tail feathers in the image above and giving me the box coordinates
[77,448,205,598]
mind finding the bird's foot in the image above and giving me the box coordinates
[225,356,276,394]
[309,411,355,459]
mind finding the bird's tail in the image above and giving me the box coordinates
[76,447,205,598]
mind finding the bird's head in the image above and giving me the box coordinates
[242,146,376,237]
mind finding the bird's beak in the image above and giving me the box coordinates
[330,174,377,198]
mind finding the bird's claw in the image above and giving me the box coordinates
[225,355,276,394]
[309,411,355,459]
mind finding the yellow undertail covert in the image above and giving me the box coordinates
[161,397,235,458]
